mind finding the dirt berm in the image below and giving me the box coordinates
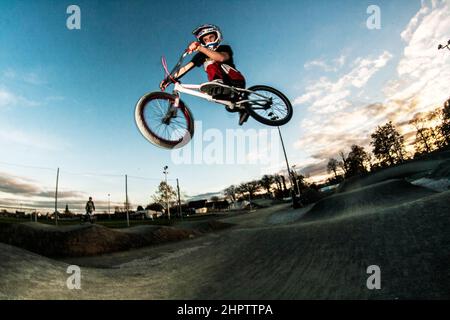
[302,178,436,222]
[338,159,447,192]
[0,220,234,258]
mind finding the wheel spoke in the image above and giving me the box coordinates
[136,93,195,148]
[247,89,289,122]
[140,96,192,143]
[155,99,166,115]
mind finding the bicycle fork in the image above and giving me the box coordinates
[162,92,181,125]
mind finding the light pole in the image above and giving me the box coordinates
[176,178,182,220]
[163,166,170,220]
[54,167,59,226]
[292,165,301,197]
[277,126,297,206]
[125,175,130,227]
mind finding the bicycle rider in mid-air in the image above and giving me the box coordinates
[159,24,250,125]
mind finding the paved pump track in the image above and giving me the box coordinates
[1,160,450,299]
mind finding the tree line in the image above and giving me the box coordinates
[326,98,450,183]
[143,98,450,212]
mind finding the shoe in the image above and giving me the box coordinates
[238,110,250,126]
[200,79,232,97]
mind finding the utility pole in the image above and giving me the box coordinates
[54,167,59,226]
[176,178,182,220]
[108,193,111,219]
[125,175,130,227]
[163,166,170,220]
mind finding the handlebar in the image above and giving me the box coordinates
[161,50,191,86]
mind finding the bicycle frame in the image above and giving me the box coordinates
[163,51,273,112]
[172,82,235,108]
[172,82,273,111]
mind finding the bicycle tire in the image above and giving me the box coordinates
[244,85,293,126]
[135,91,195,149]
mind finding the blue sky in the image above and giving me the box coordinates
[1,0,449,212]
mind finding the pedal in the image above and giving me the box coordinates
[225,105,240,113]
[239,111,250,126]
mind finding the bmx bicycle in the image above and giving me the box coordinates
[135,50,293,149]
[80,212,96,224]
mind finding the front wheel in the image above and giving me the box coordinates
[244,85,293,126]
[135,92,195,149]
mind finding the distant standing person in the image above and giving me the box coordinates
[85,196,95,223]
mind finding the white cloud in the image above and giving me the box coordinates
[304,59,329,71]
[345,51,393,88]
[0,126,67,151]
[388,0,450,116]
[295,51,392,113]
[0,129,50,150]
[304,55,346,72]
[400,4,430,43]
[3,68,46,85]
[0,88,40,108]
[45,96,65,102]
[23,72,46,85]
[3,69,16,79]
[0,89,17,108]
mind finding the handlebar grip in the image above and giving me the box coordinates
[164,75,178,84]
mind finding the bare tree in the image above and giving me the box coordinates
[438,98,450,147]
[224,185,237,202]
[338,151,349,176]
[152,181,177,211]
[409,111,440,155]
[327,158,339,179]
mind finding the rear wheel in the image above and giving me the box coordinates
[244,85,293,126]
[135,92,194,149]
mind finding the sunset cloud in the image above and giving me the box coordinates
[0,172,85,200]
[292,0,450,182]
